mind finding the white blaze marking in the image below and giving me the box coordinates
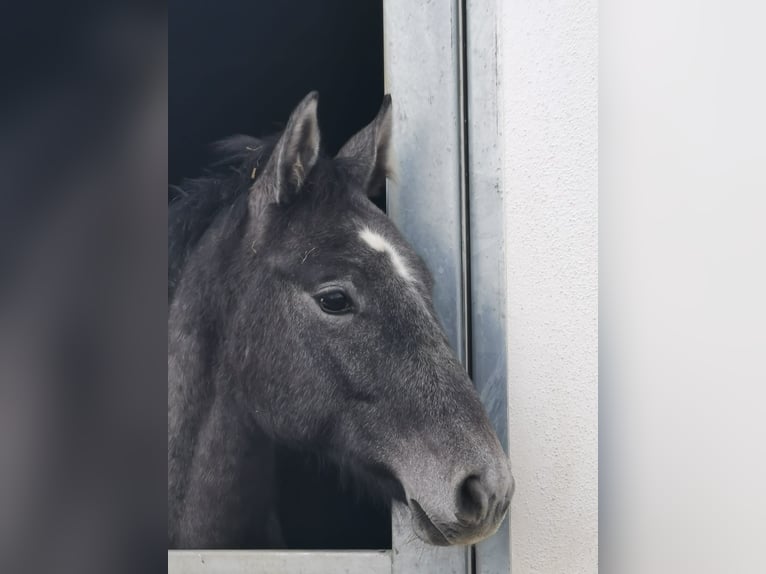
[359,228,415,282]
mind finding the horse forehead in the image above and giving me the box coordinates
[358,227,416,284]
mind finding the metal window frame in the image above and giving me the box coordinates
[168,551,392,573]
[386,1,508,573]
[168,1,507,572]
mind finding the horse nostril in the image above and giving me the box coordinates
[455,474,490,524]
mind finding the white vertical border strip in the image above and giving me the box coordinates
[502,0,599,572]
[384,0,470,572]
[464,0,512,572]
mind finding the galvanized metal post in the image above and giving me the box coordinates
[384,0,471,573]
[385,0,510,572]
[465,1,511,572]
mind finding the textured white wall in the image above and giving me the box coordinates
[499,1,598,572]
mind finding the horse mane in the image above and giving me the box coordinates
[168,134,279,302]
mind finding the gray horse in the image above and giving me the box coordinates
[168,93,513,549]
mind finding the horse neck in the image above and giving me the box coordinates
[168,204,250,483]
[168,226,280,547]
[168,302,280,546]
[169,372,279,547]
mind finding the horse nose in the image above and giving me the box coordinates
[455,467,513,526]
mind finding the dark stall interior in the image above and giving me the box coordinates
[169,0,390,549]
[170,1,384,187]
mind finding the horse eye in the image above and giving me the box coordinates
[316,290,353,314]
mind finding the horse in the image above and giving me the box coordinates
[168,92,514,549]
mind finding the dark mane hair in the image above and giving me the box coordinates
[168,134,279,301]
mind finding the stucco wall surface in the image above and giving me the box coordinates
[499,1,598,572]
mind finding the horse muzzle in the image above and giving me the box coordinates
[403,456,514,546]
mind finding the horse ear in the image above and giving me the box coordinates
[336,94,393,197]
[260,91,321,205]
